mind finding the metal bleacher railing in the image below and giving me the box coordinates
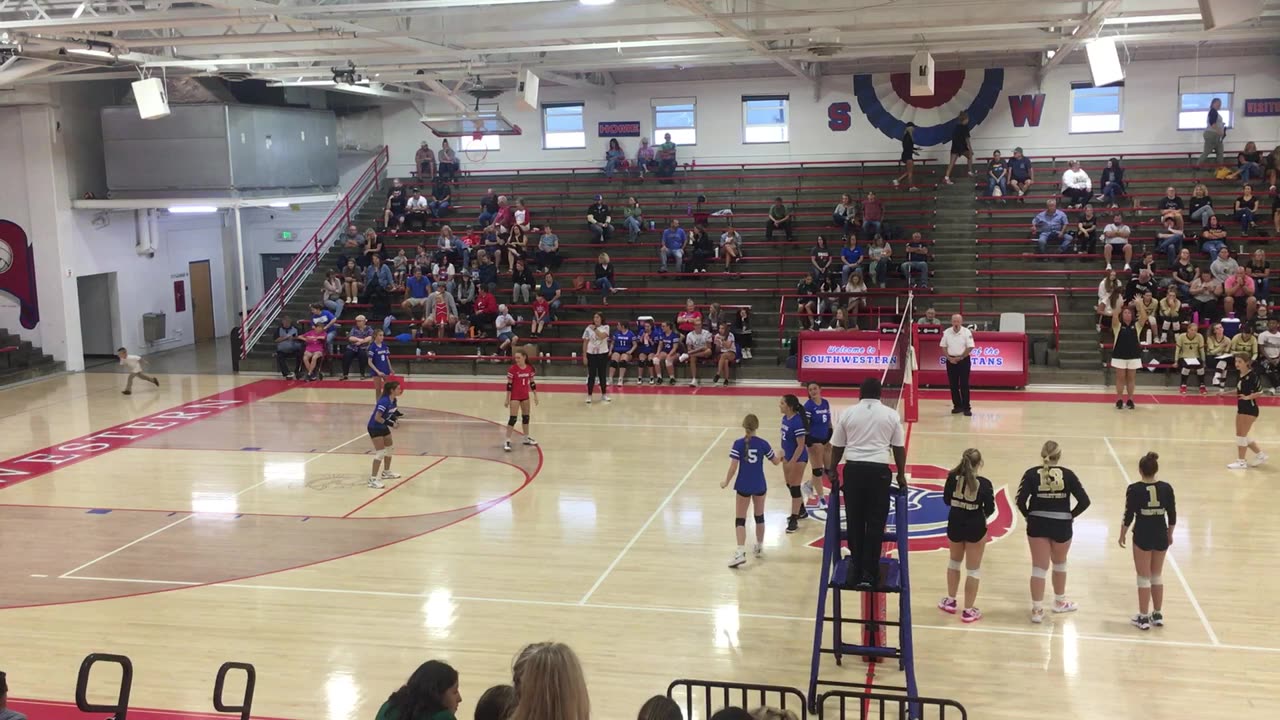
[75,652,256,720]
[239,146,390,359]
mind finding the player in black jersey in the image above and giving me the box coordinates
[1119,452,1176,631]
[938,448,994,624]
[1016,441,1091,624]
[1228,353,1269,469]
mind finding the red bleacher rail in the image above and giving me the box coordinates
[452,156,933,177]
[240,146,389,358]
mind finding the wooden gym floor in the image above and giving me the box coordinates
[2,367,1279,720]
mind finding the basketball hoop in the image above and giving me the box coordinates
[465,130,489,163]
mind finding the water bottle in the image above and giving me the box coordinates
[649,220,656,231]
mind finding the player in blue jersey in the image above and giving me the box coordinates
[803,381,833,510]
[609,320,637,387]
[780,394,810,534]
[652,321,681,385]
[721,413,781,568]
[366,380,403,489]
[635,318,658,385]
[367,328,394,398]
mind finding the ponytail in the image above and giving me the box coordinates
[950,448,982,496]
[382,380,400,397]
[1038,440,1062,485]
[782,394,809,433]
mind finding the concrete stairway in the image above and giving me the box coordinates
[0,327,64,386]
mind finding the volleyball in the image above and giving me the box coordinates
[0,240,12,274]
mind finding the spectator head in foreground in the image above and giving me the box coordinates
[709,709,753,720]
[750,708,800,720]
[474,685,516,720]
[636,695,682,720]
[510,642,590,720]
[379,660,461,720]
[0,671,24,720]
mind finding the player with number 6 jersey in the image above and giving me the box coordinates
[1017,440,1091,624]
[721,413,781,568]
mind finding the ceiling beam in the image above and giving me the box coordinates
[665,0,817,91]
[1037,0,1122,83]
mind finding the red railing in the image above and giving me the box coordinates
[240,146,390,358]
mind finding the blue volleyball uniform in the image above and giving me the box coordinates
[637,326,657,353]
[368,397,396,432]
[730,435,775,496]
[803,398,833,444]
[369,342,392,375]
[612,329,636,354]
[781,414,808,463]
[657,329,679,353]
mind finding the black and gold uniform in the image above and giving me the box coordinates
[1017,465,1091,543]
[943,472,995,543]
[1238,369,1262,417]
[1123,480,1176,551]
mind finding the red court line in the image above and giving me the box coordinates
[8,697,294,720]
[342,456,448,518]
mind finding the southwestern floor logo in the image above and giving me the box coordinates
[806,463,1016,552]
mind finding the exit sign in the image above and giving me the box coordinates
[279,231,294,241]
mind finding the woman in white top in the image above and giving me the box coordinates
[713,323,738,386]
[582,312,612,404]
[843,272,868,322]
[720,226,743,272]
[1061,160,1093,209]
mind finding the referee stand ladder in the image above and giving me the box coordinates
[806,470,919,715]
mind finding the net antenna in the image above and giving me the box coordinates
[881,292,919,424]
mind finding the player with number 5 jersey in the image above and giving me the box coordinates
[1016,440,1091,624]
[721,413,781,568]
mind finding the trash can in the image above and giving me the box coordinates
[143,312,166,343]
[1031,337,1048,366]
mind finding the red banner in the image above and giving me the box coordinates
[796,331,901,384]
[914,331,1028,388]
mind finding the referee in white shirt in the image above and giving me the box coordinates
[828,377,907,590]
[941,314,975,416]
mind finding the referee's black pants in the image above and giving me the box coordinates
[842,461,893,584]
[586,352,610,397]
[947,356,972,412]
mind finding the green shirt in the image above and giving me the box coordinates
[375,702,455,720]
[624,205,643,219]
[770,203,788,221]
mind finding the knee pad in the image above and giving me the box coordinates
[521,414,530,425]
[754,514,765,526]
[374,448,387,461]
[1238,436,1250,447]
[788,485,802,498]
[735,517,746,528]
[1053,562,1068,573]
[609,360,618,369]
[966,568,981,580]
[1136,576,1152,589]
[1031,566,1048,579]
[812,468,823,478]
[1150,574,1163,587]
[947,559,962,571]
[507,415,517,427]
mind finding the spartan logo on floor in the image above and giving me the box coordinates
[806,463,1016,552]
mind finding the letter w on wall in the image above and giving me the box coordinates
[1008,94,1045,127]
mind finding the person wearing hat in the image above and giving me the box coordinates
[586,194,613,244]
[1008,147,1035,200]
[341,314,375,380]
[414,141,436,180]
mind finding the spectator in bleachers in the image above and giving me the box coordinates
[359,229,384,270]
[682,318,714,386]
[810,235,833,281]
[901,232,930,289]
[514,198,532,234]
[1158,186,1185,231]
[720,224,743,272]
[1175,321,1206,394]
[586,195,613,243]
[636,695,681,720]
[415,243,433,270]
[342,258,363,304]
[384,184,408,231]
[511,258,534,305]
[475,685,516,720]
[341,314,374,380]
[986,149,1008,200]
[501,224,527,275]
[1228,141,1264,185]
[1102,213,1132,270]
[1123,268,1155,306]
[534,224,561,271]
[437,140,459,181]
[477,188,500,226]
[819,272,842,324]
[309,301,338,355]
[322,271,345,320]
[299,320,327,381]
[659,218,686,273]
[795,274,819,330]
[1199,215,1229,258]
[1172,248,1197,300]
[604,138,626,179]
[708,302,725,332]
[273,316,303,380]
[1249,248,1271,305]
[1098,281,1122,335]
[406,188,431,231]
[861,191,884,240]
[530,295,549,338]
[509,642,590,720]
[838,235,864,286]
[1129,249,1155,280]
[471,284,499,335]
[677,299,702,334]
[1235,185,1260,235]
[392,249,410,287]
[1060,160,1093,209]
[1097,268,1121,303]
[1007,147,1034,199]
[431,258,456,287]
[375,659,460,720]
[437,225,467,268]
[689,223,714,273]
[1199,98,1227,169]
[476,249,499,288]
[594,251,618,305]
[1207,322,1233,387]
[1155,216,1185,268]
[1211,246,1238,283]
[713,323,738,385]
[492,195,515,238]
[941,111,973,185]
[421,284,459,339]
[335,224,363,271]
[1191,268,1224,324]
[1258,318,1280,391]
[0,672,27,720]
[1225,266,1259,321]
[1189,184,1215,228]
[892,122,919,191]
[636,137,657,178]
[538,272,562,318]
[657,132,678,181]
[709,710,752,720]
[843,271,868,323]
[623,196,644,244]
[866,234,892,289]
[734,307,754,358]
[415,141,436,180]
[365,254,394,297]
[765,196,793,242]
[1031,199,1070,255]
[918,306,941,326]
[833,193,858,235]
[430,177,452,218]
[1098,158,1125,208]
[1074,205,1099,255]
[495,304,517,356]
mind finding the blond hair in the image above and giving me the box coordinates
[511,643,590,720]
[751,708,799,720]
[950,448,983,496]
[1039,441,1062,483]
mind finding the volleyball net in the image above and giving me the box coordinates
[879,294,919,426]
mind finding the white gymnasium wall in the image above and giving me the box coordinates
[382,54,1280,175]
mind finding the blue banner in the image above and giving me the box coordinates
[1244,98,1280,117]
[598,121,641,137]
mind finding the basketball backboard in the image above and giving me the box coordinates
[420,105,522,139]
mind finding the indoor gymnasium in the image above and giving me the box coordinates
[1,1,1279,719]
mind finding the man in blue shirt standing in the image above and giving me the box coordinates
[1031,199,1071,254]
[659,218,687,273]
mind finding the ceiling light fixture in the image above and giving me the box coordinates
[168,205,219,214]
[1101,13,1201,25]
[66,47,116,59]
[579,0,615,5]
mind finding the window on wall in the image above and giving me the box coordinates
[459,134,500,152]
[542,103,585,149]
[1068,81,1123,134]
[742,94,789,143]
[653,98,696,145]
[1177,76,1234,130]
